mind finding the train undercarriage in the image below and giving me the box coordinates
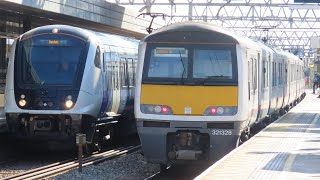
[5,113,136,153]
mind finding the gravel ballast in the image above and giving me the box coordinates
[54,152,159,180]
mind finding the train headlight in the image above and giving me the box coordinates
[217,107,224,114]
[141,104,173,115]
[154,106,162,113]
[204,106,237,116]
[19,99,27,107]
[65,99,74,109]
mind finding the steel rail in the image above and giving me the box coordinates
[3,145,141,180]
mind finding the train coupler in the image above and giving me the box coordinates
[167,131,209,161]
[168,149,203,160]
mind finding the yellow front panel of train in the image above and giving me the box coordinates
[140,84,238,115]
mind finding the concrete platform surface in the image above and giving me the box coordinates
[196,91,320,180]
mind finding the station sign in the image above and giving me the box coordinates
[294,0,320,3]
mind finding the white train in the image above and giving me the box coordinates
[135,22,305,168]
[5,25,139,151]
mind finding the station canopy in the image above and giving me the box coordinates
[111,0,320,57]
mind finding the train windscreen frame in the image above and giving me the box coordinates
[15,34,89,88]
[142,43,238,86]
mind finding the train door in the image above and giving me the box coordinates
[268,53,276,115]
[272,53,278,110]
[295,63,298,101]
[99,48,107,116]
[248,56,259,126]
[287,62,290,106]
[110,50,121,115]
[298,64,302,97]
[283,60,289,108]
[100,47,113,115]
[127,58,135,103]
[260,50,269,118]
[257,52,262,121]
[118,56,129,114]
[279,59,285,110]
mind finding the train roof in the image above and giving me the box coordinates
[143,21,247,44]
[145,22,302,63]
[20,24,139,49]
[20,25,90,42]
[255,41,302,63]
[92,31,139,49]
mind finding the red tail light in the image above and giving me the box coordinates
[210,107,217,115]
[162,106,168,113]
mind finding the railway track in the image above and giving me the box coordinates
[3,145,141,180]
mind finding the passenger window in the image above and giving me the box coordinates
[127,58,134,87]
[263,60,268,88]
[274,62,277,86]
[132,58,136,85]
[248,60,252,85]
[278,63,281,85]
[253,59,257,90]
[120,57,127,87]
[248,60,251,100]
[262,60,265,88]
[265,62,268,88]
[94,47,101,68]
[285,64,288,84]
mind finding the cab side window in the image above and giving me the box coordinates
[94,47,101,68]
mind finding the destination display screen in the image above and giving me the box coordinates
[36,39,69,46]
[154,47,188,57]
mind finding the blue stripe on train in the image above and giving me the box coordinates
[98,90,112,118]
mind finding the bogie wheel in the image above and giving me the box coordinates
[240,133,249,144]
[279,109,284,116]
[285,106,290,112]
[94,141,103,153]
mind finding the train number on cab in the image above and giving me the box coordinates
[211,129,232,136]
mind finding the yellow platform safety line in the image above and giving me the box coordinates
[140,84,238,115]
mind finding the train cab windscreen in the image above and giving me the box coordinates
[16,34,88,87]
[142,45,238,85]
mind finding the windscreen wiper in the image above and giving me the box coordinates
[179,50,185,85]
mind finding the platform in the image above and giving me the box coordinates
[196,90,320,180]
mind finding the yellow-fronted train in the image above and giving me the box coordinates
[135,22,305,168]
